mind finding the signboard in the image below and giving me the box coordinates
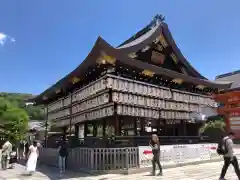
[138,144,218,168]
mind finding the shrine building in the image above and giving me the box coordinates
[30,15,232,147]
[214,70,240,138]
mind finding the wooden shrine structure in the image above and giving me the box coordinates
[30,15,232,147]
[214,70,240,138]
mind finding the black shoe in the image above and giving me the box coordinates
[152,171,156,176]
[157,172,163,176]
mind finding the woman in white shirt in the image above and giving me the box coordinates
[26,141,39,175]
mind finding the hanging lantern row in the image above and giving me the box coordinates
[107,76,217,107]
[48,78,106,112]
[72,106,114,123]
[112,92,202,112]
[48,108,70,120]
[72,93,109,114]
[116,104,190,120]
[52,105,114,128]
[48,74,217,114]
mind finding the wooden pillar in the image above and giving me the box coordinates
[182,120,187,136]
[115,115,120,136]
[93,121,97,137]
[84,122,88,137]
[140,118,145,136]
[103,118,106,137]
[63,126,67,137]
[134,117,138,136]
[69,93,73,136]
[74,124,79,138]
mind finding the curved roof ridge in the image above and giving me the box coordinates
[32,36,112,102]
[117,14,164,47]
[161,23,207,80]
[114,16,209,80]
[216,69,240,79]
[117,23,160,49]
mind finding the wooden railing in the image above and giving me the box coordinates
[39,147,139,172]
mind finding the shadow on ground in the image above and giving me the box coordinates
[17,160,107,180]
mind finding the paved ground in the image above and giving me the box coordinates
[1,161,240,180]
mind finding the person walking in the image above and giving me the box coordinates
[26,141,39,175]
[58,136,68,176]
[1,139,12,170]
[24,142,29,160]
[9,145,17,169]
[219,132,240,180]
[149,134,162,176]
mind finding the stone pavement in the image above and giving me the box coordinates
[109,161,240,180]
[1,161,240,180]
[0,164,121,180]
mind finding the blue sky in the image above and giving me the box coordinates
[0,0,240,95]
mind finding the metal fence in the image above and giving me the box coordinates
[39,147,139,172]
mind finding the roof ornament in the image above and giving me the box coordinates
[150,14,165,29]
[155,14,165,23]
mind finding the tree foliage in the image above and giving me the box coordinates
[1,107,29,140]
[0,92,44,141]
[0,92,44,120]
[199,121,226,139]
[0,98,29,141]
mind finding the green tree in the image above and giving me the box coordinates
[25,105,44,120]
[0,92,44,120]
[199,121,226,139]
[0,98,29,142]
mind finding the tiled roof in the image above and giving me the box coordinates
[216,70,240,89]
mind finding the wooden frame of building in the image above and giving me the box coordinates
[30,15,232,147]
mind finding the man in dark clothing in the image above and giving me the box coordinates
[149,134,162,176]
[58,137,68,175]
[219,132,240,180]
[24,142,29,161]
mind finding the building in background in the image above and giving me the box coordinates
[214,70,240,138]
[27,120,46,142]
[30,15,231,147]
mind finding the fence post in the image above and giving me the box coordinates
[89,148,94,170]
[125,148,129,170]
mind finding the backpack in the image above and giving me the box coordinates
[216,137,229,155]
[59,141,68,157]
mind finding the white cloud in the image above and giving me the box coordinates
[0,32,15,46]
